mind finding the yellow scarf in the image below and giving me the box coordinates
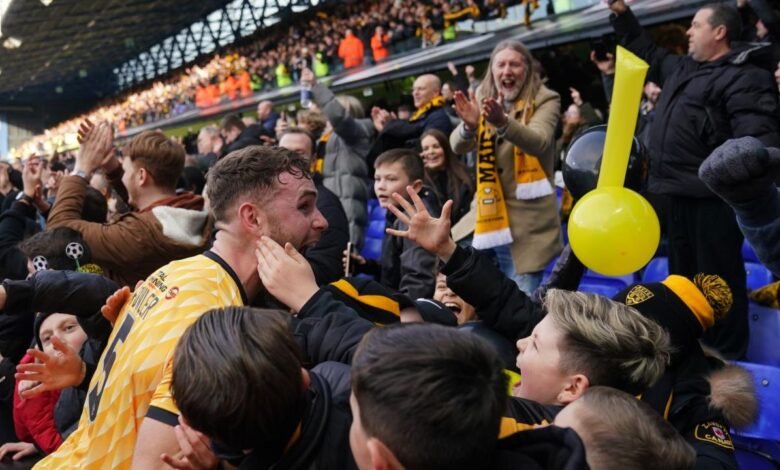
[472,99,552,250]
[409,95,445,122]
[472,113,513,250]
[511,100,554,200]
[311,132,329,174]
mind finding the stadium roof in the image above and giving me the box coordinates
[0,0,320,126]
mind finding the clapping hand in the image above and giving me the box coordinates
[453,89,480,130]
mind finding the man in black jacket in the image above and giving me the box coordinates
[608,0,780,358]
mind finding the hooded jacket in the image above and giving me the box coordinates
[47,175,209,286]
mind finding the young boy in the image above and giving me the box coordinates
[347,148,439,299]
[553,386,696,470]
[170,308,588,470]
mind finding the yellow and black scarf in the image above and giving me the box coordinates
[409,95,446,122]
[472,99,553,250]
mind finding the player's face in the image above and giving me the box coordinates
[262,172,327,250]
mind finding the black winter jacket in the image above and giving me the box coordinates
[611,7,780,198]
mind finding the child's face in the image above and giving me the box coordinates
[374,162,412,209]
[39,313,88,354]
[349,392,373,470]
[434,273,476,325]
[513,316,571,404]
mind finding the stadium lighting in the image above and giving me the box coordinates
[3,36,21,49]
[40,0,53,5]
[0,0,11,38]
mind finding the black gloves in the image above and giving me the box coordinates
[699,137,780,205]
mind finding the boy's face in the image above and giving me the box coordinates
[39,313,88,354]
[349,392,373,470]
[513,316,572,404]
[374,161,412,209]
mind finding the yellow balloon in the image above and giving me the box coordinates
[598,47,649,189]
[568,187,660,276]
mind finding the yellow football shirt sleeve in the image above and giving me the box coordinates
[146,355,179,426]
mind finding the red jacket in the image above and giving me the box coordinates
[13,353,63,454]
[338,34,365,69]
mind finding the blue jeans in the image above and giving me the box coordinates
[458,237,542,296]
[491,244,543,296]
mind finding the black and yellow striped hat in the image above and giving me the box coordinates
[613,274,732,359]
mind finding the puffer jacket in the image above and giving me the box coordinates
[311,83,374,249]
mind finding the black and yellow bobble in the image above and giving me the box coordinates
[692,273,733,323]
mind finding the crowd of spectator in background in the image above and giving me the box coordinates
[14,0,529,160]
[0,0,777,468]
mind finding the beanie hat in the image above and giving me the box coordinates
[412,298,458,327]
[322,277,410,325]
[613,274,732,360]
[33,311,58,350]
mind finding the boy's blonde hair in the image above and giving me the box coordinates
[572,387,696,470]
[544,289,671,395]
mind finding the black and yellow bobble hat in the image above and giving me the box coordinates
[612,274,732,357]
[322,277,457,326]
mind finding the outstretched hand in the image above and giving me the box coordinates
[101,285,133,325]
[15,337,85,399]
[255,236,318,313]
[385,186,457,261]
[0,442,37,462]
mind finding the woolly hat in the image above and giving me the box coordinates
[33,311,58,350]
[613,274,732,361]
[322,278,458,326]
[322,277,409,325]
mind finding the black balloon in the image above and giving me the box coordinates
[562,125,648,200]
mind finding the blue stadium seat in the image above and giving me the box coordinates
[746,262,774,291]
[747,303,780,367]
[577,280,625,298]
[584,270,636,288]
[742,240,759,263]
[641,257,669,283]
[731,362,780,469]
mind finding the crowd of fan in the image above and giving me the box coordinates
[0,1,777,469]
[14,0,531,160]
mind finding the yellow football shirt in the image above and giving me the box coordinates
[35,252,246,470]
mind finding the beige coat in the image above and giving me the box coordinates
[450,84,562,274]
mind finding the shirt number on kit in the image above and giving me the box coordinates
[87,314,135,422]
